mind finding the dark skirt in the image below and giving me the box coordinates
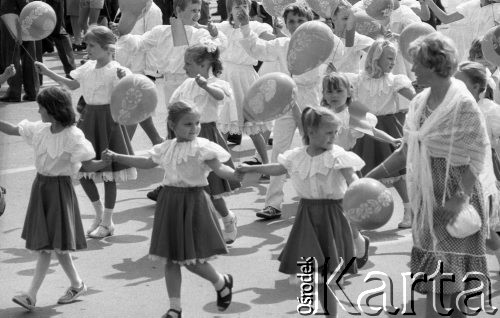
[149,186,228,265]
[77,104,135,175]
[22,174,87,252]
[278,199,357,275]
[352,112,406,176]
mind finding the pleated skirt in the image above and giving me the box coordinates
[22,174,87,252]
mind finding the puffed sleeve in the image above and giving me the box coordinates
[66,128,96,163]
[18,120,42,145]
[69,61,93,82]
[250,21,273,36]
[393,74,413,92]
[148,141,171,165]
[333,148,365,171]
[198,138,231,163]
[277,147,303,172]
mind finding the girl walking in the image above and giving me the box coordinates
[0,87,106,311]
[169,42,240,244]
[102,101,240,318]
[35,25,136,239]
[237,107,363,317]
[348,39,415,229]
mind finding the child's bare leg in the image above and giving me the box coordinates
[56,253,83,288]
[165,261,182,313]
[26,252,52,302]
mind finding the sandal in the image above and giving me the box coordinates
[12,294,36,311]
[356,235,370,269]
[162,309,182,318]
[216,274,233,311]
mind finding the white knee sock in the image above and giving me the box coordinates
[169,297,181,312]
[101,208,113,226]
[354,235,365,258]
[91,200,103,220]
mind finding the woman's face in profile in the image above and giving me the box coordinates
[411,59,435,88]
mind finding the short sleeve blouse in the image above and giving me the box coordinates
[18,120,95,176]
[70,60,132,105]
[148,137,231,187]
[278,146,365,200]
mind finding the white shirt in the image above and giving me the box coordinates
[478,98,500,150]
[148,137,230,187]
[70,60,132,105]
[278,145,365,200]
[18,120,95,177]
[169,77,236,124]
[335,32,373,74]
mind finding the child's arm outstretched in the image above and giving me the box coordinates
[205,158,244,182]
[34,62,80,90]
[102,149,158,169]
[370,128,401,147]
[423,0,464,24]
[195,75,224,101]
[0,65,15,84]
[0,120,20,136]
[236,163,287,176]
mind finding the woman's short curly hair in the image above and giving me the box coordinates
[408,32,458,78]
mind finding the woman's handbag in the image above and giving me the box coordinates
[446,203,481,239]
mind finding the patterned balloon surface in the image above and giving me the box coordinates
[363,0,393,21]
[399,22,436,62]
[111,74,158,125]
[343,178,394,230]
[481,25,500,67]
[305,0,339,18]
[354,10,384,39]
[262,0,296,17]
[243,72,297,122]
[19,1,56,41]
[287,20,336,75]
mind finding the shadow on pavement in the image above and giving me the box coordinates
[104,255,163,287]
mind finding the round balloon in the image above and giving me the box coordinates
[354,10,384,39]
[262,0,295,17]
[343,178,394,231]
[243,72,297,122]
[363,0,393,20]
[118,0,150,35]
[481,25,500,67]
[19,1,56,41]
[306,0,339,18]
[111,74,158,125]
[287,20,336,76]
[399,22,436,62]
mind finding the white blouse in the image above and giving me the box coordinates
[348,72,413,115]
[334,107,378,150]
[478,98,500,150]
[148,137,230,187]
[70,60,132,105]
[214,21,272,66]
[169,77,237,124]
[278,145,365,200]
[18,120,95,176]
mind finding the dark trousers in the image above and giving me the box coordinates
[0,23,39,98]
[46,0,76,75]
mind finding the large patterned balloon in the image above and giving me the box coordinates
[354,10,384,39]
[481,25,500,67]
[262,0,296,17]
[117,0,150,35]
[19,1,56,41]
[399,22,436,62]
[363,0,393,21]
[243,72,297,122]
[287,20,336,75]
[111,74,158,125]
[343,178,394,230]
[306,0,339,18]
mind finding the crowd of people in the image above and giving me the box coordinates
[1,0,500,317]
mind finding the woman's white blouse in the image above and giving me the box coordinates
[148,137,230,187]
[18,120,95,176]
[278,145,365,200]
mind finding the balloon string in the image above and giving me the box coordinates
[10,43,17,65]
[20,44,36,63]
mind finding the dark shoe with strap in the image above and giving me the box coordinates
[256,206,281,220]
[356,235,370,269]
[217,274,233,311]
[162,309,182,318]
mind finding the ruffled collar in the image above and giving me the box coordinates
[159,137,209,164]
[358,71,394,97]
[289,146,345,180]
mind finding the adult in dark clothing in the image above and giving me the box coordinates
[153,0,174,25]
[0,0,39,102]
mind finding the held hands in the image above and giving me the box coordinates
[236,8,250,26]
[117,68,127,79]
[235,164,253,175]
[391,138,402,148]
[195,74,208,89]
[101,149,116,165]
[34,61,48,75]
[3,64,16,79]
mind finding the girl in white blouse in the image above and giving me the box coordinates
[35,26,136,239]
[0,87,107,311]
[237,107,364,317]
[102,101,242,318]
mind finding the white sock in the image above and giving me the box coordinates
[354,235,365,258]
[169,297,181,312]
[222,210,235,223]
[101,208,113,226]
[214,273,230,297]
[91,200,103,219]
